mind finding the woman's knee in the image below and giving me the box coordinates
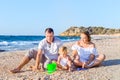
[95,54,106,65]
[73,60,82,66]
[99,54,106,61]
[73,59,78,64]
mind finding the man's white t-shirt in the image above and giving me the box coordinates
[38,37,63,60]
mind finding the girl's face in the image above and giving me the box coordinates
[80,33,89,43]
[59,49,67,56]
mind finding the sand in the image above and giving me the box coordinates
[0,35,120,80]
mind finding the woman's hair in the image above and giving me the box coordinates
[81,31,91,42]
[59,46,68,55]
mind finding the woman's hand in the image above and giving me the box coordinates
[82,62,89,68]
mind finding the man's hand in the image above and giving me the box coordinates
[30,65,39,71]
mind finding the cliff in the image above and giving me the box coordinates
[60,26,120,36]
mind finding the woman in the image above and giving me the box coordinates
[72,31,105,68]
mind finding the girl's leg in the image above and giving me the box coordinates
[57,63,68,70]
[67,61,73,71]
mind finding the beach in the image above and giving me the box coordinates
[0,35,120,80]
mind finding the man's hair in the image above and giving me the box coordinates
[45,28,54,34]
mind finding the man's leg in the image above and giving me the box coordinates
[10,49,37,73]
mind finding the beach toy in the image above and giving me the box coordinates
[46,62,57,74]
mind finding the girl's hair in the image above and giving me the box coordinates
[59,46,68,55]
[81,31,91,42]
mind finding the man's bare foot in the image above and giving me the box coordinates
[9,68,20,73]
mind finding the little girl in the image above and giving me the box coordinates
[57,46,72,71]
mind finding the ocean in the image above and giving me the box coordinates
[0,35,80,52]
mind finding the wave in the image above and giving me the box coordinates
[0,41,9,46]
[0,41,39,51]
[0,36,80,51]
[0,41,39,46]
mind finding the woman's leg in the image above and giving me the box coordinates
[73,59,83,67]
[87,54,106,68]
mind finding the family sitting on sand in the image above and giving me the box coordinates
[10,28,105,73]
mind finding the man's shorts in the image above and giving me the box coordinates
[25,49,57,68]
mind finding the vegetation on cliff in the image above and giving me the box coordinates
[60,26,120,36]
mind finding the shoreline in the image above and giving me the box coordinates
[1,34,120,53]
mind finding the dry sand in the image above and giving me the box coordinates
[0,35,120,80]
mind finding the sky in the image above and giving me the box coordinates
[0,0,120,35]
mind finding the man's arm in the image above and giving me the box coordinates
[32,49,42,71]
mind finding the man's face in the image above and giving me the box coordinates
[45,31,54,43]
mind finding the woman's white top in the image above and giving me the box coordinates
[72,44,98,62]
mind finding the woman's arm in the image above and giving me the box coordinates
[86,43,96,64]
[72,50,78,60]
[87,54,95,64]
[88,43,96,63]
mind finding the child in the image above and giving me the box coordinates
[57,46,73,71]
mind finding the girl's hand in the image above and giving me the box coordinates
[82,62,86,68]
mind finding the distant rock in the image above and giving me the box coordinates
[0,50,5,52]
[59,26,120,36]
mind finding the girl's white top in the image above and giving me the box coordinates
[60,57,69,67]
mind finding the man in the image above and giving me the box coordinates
[10,28,63,73]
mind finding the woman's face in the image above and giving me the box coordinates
[80,33,89,43]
